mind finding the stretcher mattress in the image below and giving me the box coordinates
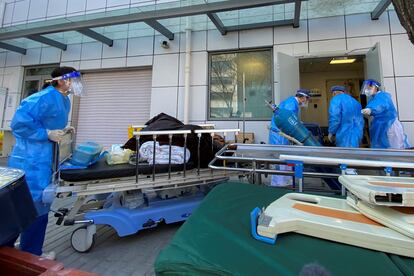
[155,182,414,276]
[60,159,194,182]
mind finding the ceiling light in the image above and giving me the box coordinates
[330,57,356,64]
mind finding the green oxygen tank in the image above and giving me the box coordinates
[266,101,341,191]
[269,103,321,146]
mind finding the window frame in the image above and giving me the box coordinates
[207,48,274,121]
[21,64,58,101]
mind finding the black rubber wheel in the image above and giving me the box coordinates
[70,225,96,253]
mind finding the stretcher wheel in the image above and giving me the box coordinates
[71,225,96,253]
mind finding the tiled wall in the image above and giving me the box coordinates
[0,6,414,144]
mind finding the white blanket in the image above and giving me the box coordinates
[139,141,190,165]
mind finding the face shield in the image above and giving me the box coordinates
[53,71,85,96]
[361,79,380,97]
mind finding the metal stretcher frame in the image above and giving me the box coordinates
[55,128,240,226]
[209,143,414,194]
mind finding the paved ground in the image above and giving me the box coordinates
[41,174,332,275]
[44,197,181,275]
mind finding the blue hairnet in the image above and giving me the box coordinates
[296,89,310,98]
[364,79,381,88]
[330,85,346,93]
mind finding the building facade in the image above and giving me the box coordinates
[0,0,413,152]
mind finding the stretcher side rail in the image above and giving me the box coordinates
[56,169,233,196]
[209,143,414,194]
[133,128,240,183]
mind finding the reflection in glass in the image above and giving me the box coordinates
[23,80,40,99]
[209,50,272,120]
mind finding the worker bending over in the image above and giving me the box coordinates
[268,89,310,186]
[328,85,364,147]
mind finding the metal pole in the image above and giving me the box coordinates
[211,132,215,175]
[183,17,192,124]
[340,164,347,196]
[197,133,201,175]
[135,136,140,184]
[183,134,187,178]
[242,72,246,143]
[168,134,172,179]
[152,135,156,181]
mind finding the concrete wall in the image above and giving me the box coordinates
[0,1,414,145]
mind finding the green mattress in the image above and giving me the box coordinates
[155,182,414,276]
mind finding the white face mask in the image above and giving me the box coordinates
[300,101,308,108]
[364,88,375,97]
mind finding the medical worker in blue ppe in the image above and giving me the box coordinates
[268,89,310,186]
[269,89,311,145]
[361,79,410,149]
[6,67,84,259]
[328,85,364,148]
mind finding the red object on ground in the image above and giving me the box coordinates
[0,247,97,276]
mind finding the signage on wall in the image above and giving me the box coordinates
[309,88,321,97]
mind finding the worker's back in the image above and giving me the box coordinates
[329,93,363,147]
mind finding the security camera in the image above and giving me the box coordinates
[160,40,170,49]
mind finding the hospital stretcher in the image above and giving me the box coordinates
[209,143,414,194]
[252,193,414,257]
[155,182,414,275]
[53,128,239,252]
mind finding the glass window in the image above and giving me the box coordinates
[209,50,273,120]
[25,67,56,76]
[23,80,40,99]
[21,66,56,100]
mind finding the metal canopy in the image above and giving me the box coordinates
[144,20,174,40]
[371,0,392,20]
[226,20,294,32]
[293,0,302,28]
[0,42,26,55]
[207,13,227,36]
[0,0,302,41]
[0,0,395,54]
[76,29,113,47]
[27,35,67,51]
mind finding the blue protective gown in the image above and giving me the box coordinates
[268,96,299,145]
[366,91,408,149]
[328,93,364,147]
[8,86,70,215]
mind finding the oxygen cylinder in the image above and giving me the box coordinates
[272,108,321,147]
[266,101,341,190]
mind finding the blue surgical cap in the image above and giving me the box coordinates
[330,85,346,93]
[296,89,311,98]
[364,79,381,88]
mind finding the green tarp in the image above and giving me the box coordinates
[155,182,414,276]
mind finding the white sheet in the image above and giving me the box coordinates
[139,141,190,165]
